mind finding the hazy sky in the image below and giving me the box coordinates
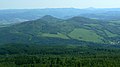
[0,0,120,9]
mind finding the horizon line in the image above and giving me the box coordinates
[0,7,120,10]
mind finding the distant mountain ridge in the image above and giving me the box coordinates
[1,8,120,25]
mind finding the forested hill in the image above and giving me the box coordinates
[0,15,120,45]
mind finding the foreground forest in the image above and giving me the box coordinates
[0,43,120,67]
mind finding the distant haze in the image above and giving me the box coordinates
[0,0,120,9]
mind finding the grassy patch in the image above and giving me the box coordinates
[110,21,120,24]
[109,21,120,25]
[68,28,103,43]
[84,24,99,27]
[104,30,118,37]
[42,33,69,39]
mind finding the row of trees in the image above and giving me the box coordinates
[0,55,120,67]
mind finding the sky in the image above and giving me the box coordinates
[0,0,120,9]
